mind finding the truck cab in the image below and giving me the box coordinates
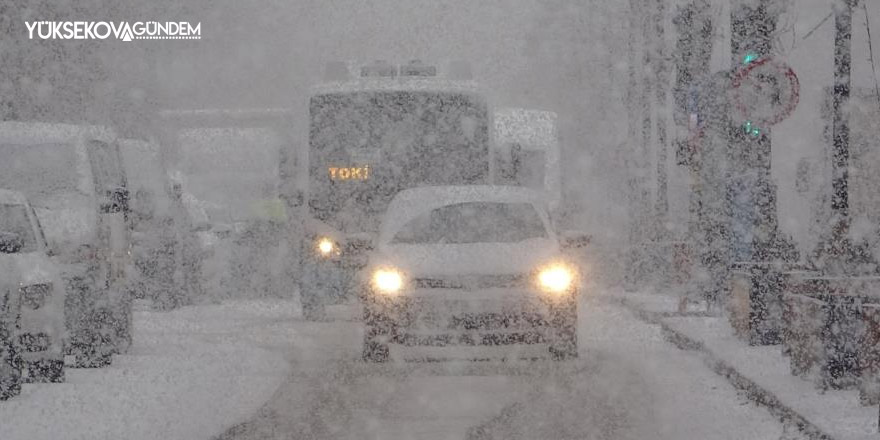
[292,60,492,319]
[493,108,562,216]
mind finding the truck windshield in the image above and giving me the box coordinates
[0,204,38,253]
[0,143,81,204]
[87,140,126,190]
[391,202,548,244]
[177,127,283,222]
[308,91,489,232]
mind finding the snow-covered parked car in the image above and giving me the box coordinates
[0,271,22,400]
[0,189,65,383]
[0,122,133,367]
[360,186,583,362]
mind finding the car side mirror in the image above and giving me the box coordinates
[282,189,304,208]
[99,200,117,214]
[212,223,233,239]
[99,187,130,214]
[347,233,374,252]
[560,230,591,249]
[0,231,23,254]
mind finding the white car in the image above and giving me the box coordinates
[360,186,583,362]
[0,189,65,383]
[0,121,133,367]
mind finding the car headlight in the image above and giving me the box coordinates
[315,237,338,257]
[20,283,53,310]
[537,264,576,294]
[372,268,404,296]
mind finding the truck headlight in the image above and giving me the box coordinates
[20,283,52,310]
[316,237,338,257]
[537,264,575,294]
[372,268,404,296]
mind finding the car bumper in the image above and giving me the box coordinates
[62,273,131,356]
[18,315,64,361]
[366,288,575,347]
[388,342,554,362]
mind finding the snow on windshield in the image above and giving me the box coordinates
[0,204,37,253]
[391,202,548,244]
[0,143,80,201]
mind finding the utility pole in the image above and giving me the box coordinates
[639,0,653,240]
[624,0,653,290]
[730,0,775,259]
[831,0,855,224]
[653,0,669,223]
[812,0,868,276]
[672,0,713,306]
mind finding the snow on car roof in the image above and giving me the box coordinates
[381,185,547,240]
[311,78,482,96]
[157,108,293,129]
[494,108,558,150]
[0,121,115,145]
[0,188,28,205]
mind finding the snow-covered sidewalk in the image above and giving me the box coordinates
[616,289,878,440]
[0,300,296,440]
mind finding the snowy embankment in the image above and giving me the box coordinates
[0,300,296,440]
[618,289,877,440]
[468,294,785,440]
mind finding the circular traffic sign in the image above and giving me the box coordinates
[731,57,800,127]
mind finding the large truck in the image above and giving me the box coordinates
[287,60,567,320]
[158,108,295,300]
[493,107,562,215]
[158,108,293,222]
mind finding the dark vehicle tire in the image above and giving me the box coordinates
[298,256,332,322]
[25,359,65,383]
[362,338,390,363]
[549,298,578,361]
[66,308,115,368]
[66,341,112,368]
[362,306,392,363]
[111,301,134,355]
[0,326,22,400]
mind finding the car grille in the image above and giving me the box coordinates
[20,332,51,352]
[449,311,547,330]
[413,274,528,290]
[20,283,52,310]
[339,241,370,269]
[398,331,546,347]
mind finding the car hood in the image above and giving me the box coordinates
[0,252,56,286]
[32,194,97,249]
[375,238,560,276]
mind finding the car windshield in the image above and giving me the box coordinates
[0,143,81,203]
[392,201,548,244]
[87,140,125,190]
[0,203,37,253]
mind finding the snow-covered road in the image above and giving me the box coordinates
[0,301,292,440]
[0,291,790,440]
[219,293,788,440]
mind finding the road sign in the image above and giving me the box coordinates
[731,57,800,127]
